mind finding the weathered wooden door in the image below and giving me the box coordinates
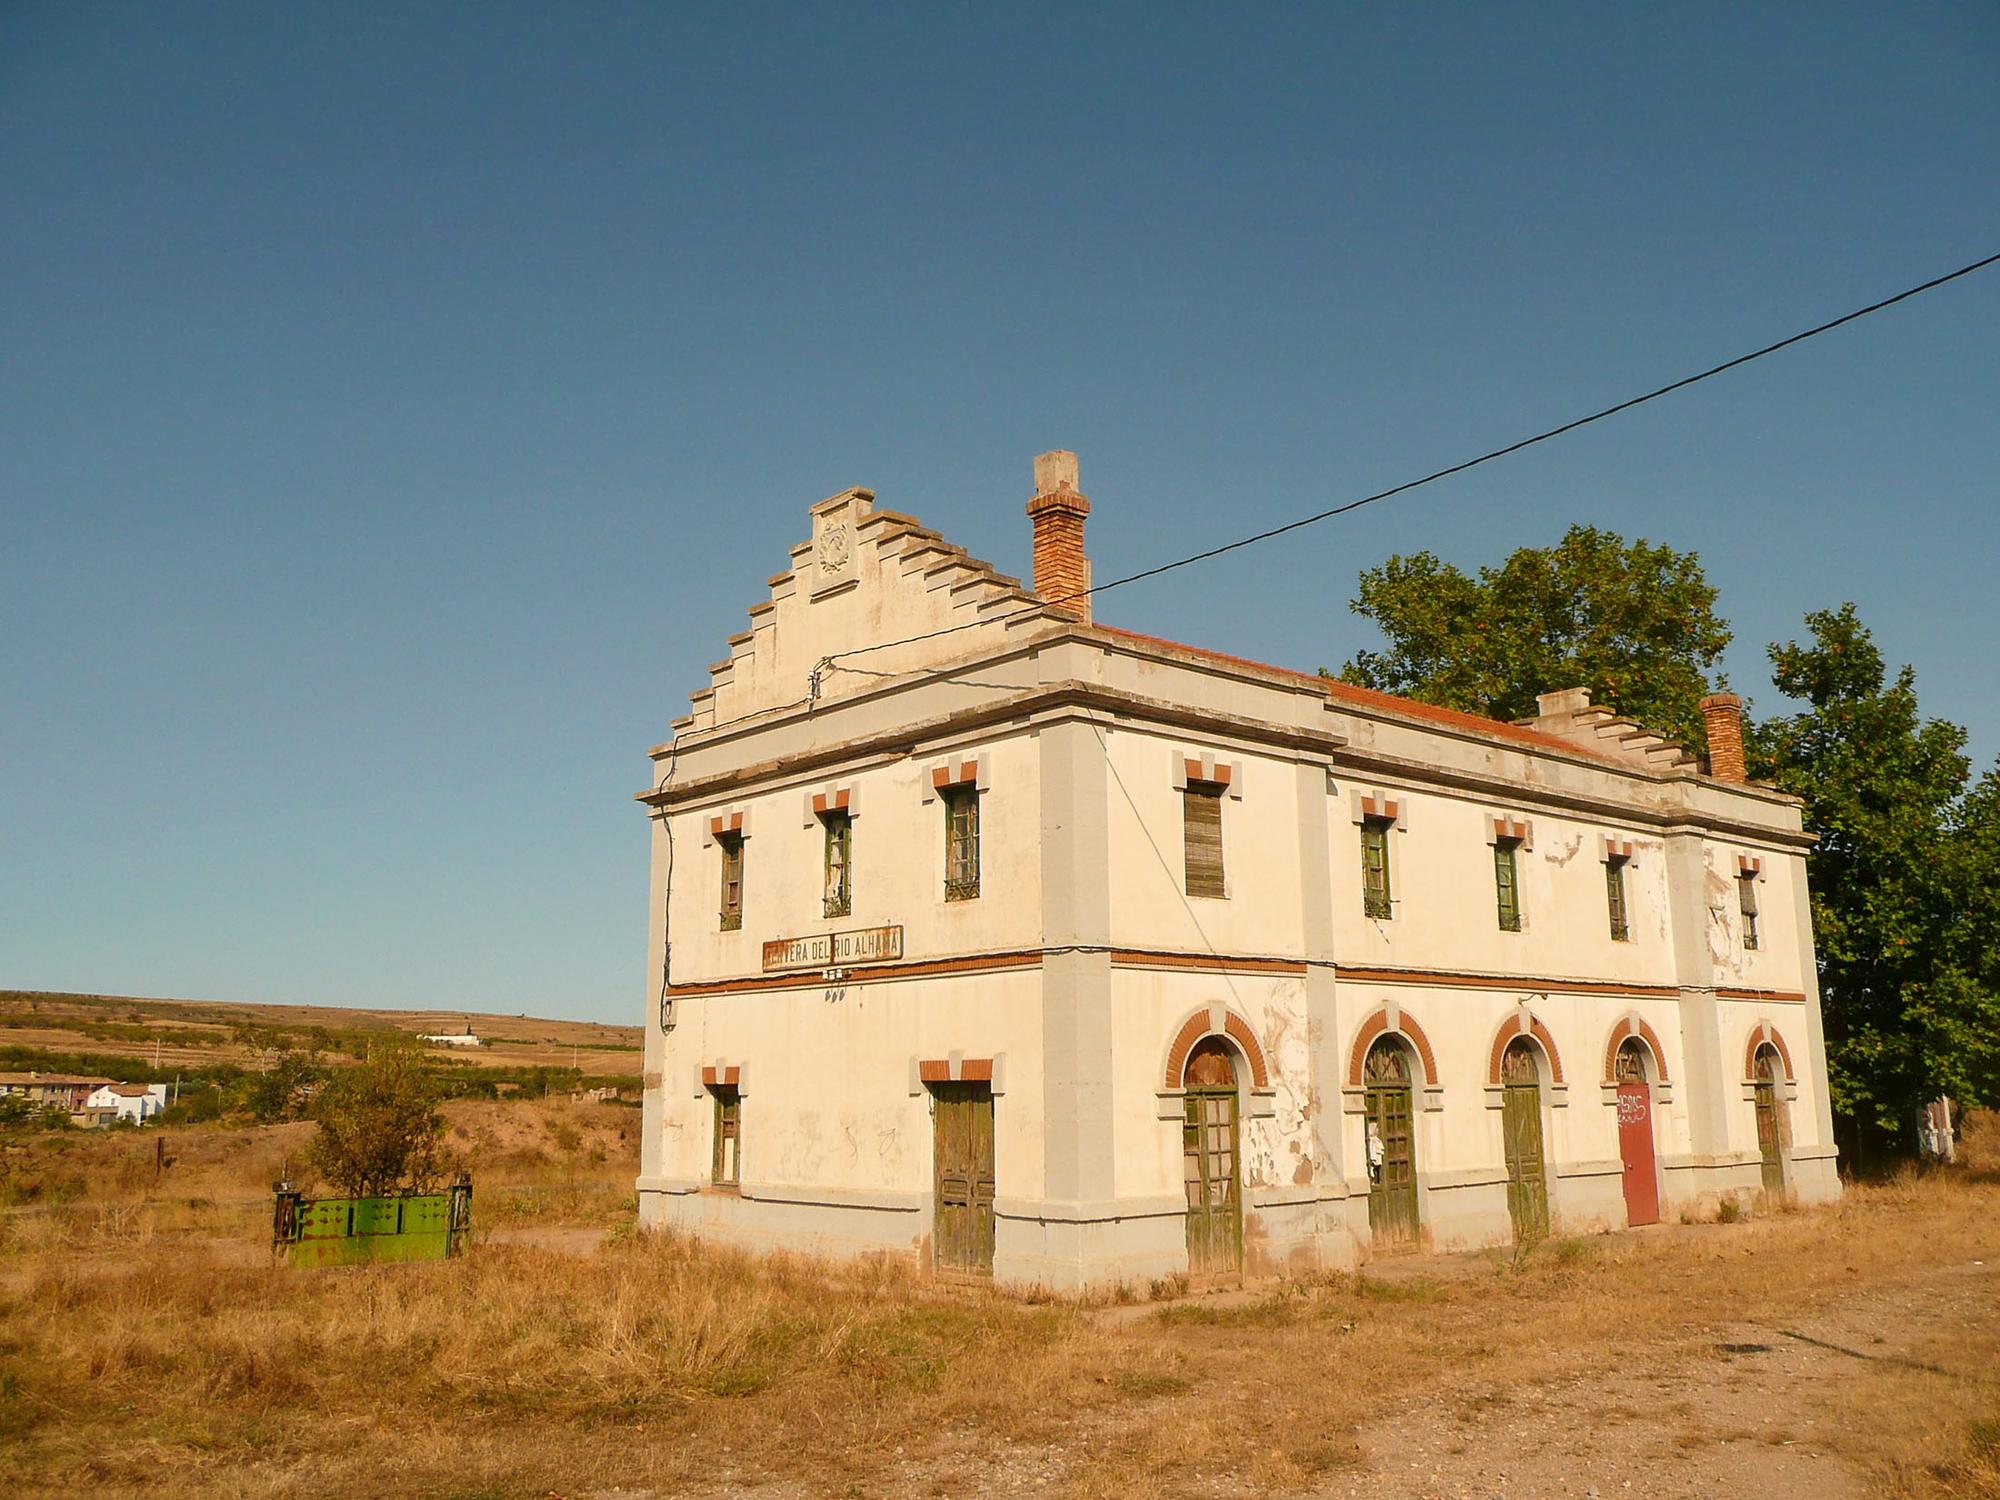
[1753,1047,1786,1196]
[1181,1037,1241,1274]
[931,1083,995,1275]
[1365,1040,1419,1247]
[1615,1051,1660,1228]
[1501,1040,1549,1244]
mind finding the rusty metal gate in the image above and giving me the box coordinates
[1615,1042,1660,1227]
[1364,1040,1419,1247]
[1501,1040,1549,1244]
[931,1082,995,1275]
[1753,1046,1786,1195]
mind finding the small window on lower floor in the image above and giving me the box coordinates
[711,1087,740,1186]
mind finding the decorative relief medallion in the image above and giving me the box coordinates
[817,522,851,575]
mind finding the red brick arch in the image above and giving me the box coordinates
[1163,1007,1270,1090]
[1602,1015,1671,1084]
[1345,1006,1440,1088]
[1744,1022,1794,1082]
[1486,1012,1566,1086]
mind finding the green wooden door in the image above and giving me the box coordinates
[1182,1087,1242,1274]
[1501,1041,1549,1244]
[932,1083,995,1275]
[1753,1047,1786,1196]
[1364,1041,1419,1247]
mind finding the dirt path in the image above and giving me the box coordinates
[1323,1258,1998,1500]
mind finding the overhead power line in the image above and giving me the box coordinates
[822,247,2000,674]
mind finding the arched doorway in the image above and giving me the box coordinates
[1364,1037,1419,1247]
[1181,1037,1242,1274]
[1614,1038,1660,1226]
[1752,1043,1789,1195]
[1501,1039,1550,1243]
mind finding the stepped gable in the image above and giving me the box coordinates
[674,486,1060,734]
[1512,687,1700,773]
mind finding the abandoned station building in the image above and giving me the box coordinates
[636,453,1839,1288]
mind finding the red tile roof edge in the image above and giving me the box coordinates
[1093,623,1632,766]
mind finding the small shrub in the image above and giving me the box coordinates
[307,1037,457,1196]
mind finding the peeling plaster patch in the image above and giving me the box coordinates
[1545,833,1584,867]
[1244,986,1313,1192]
[1705,866,1737,967]
[1291,1155,1314,1186]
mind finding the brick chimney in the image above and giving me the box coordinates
[1027,450,1091,621]
[1701,693,1746,782]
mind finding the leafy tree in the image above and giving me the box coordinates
[1753,604,2000,1156]
[307,1038,455,1196]
[242,1047,324,1124]
[0,1095,68,1132]
[1333,524,1731,754]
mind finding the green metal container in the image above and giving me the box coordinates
[273,1177,472,1267]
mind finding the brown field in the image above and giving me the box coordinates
[0,987,643,1076]
[2,1101,1996,1500]
[0,1096,641,1240]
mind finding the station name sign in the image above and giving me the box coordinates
[762,925,905,973]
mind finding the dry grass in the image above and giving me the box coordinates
[0,1097,640,1251]
[2,1172,1996,1497]
[1961,1108,2000,1179]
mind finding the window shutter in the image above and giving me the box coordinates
[1361,819,1393,918]
[1183,783,1225,898]
[1604,858,1629,941]
[1494,841,1522,931]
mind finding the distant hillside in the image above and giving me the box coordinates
[0,989,643,1079]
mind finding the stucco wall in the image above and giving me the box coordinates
[640,572,1839,1284]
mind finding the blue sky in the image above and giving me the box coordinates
[4,3,1996,1021]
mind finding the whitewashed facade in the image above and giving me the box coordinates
[636,455,1838,1288]
[86,1082,167,1124]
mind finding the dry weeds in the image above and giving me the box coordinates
[2,1171,1995,1497]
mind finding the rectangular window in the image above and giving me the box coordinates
[710,1087,740,1186]
[718,832,744,931]
[1739,873,1760,950]
[1361,818,1393,919]
[1605,855,1630,942]
[1494,839,1523,932]
[942,784,980,901]
[1183,780,1226,898]
[821,810,852,919]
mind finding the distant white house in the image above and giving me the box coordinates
[86,1082,168,1125]
[418,1029,481,1048]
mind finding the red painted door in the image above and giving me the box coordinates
[1616,1079,1660,1226]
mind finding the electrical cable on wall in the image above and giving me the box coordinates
[654,737,680,1034]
